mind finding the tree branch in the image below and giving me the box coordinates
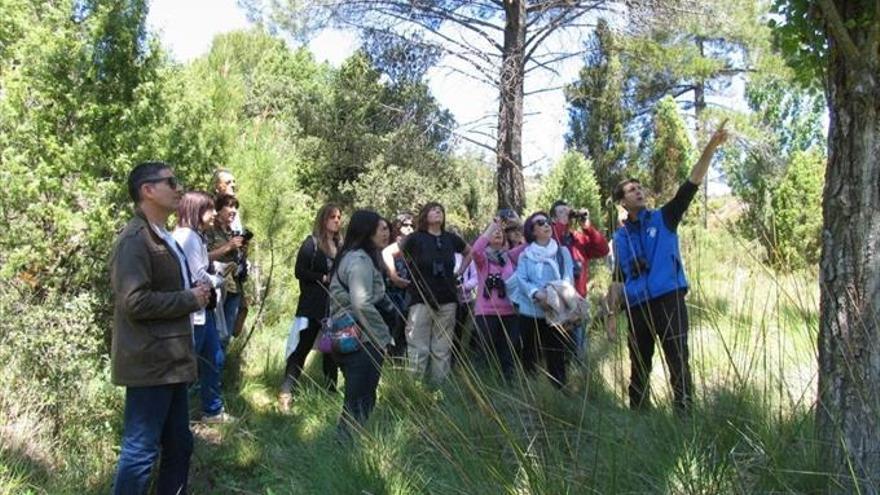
[524,3,603,62]
[524,50,588,74]
[816,0,861,63]
[435,62,499,87]
[524,84,565,96]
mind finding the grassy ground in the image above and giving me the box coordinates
[1,225,828,494]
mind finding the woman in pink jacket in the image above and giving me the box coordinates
[471,219,519,381]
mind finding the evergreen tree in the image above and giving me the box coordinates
[537,151,602,222]
[650,95,693,203]
[565,18,628,204]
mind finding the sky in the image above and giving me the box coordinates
[147,0,734,192]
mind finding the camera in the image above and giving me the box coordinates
[570,208,590,222]
[630,257,650,278]
[234,229,254,243]
[206,287,218,310]
[483,273,507,299]
[432,260,447,278]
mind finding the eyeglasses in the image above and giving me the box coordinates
[533,218,549,227]
[140,176,181,190]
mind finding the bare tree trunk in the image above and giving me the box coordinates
[816,22,880,492]
[496,0,526,213]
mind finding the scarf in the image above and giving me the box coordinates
[486,246,508,268]
[523,239,562,280]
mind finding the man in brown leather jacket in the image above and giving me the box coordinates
[110,161,211,495]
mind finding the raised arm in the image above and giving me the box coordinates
[689,119,730,186]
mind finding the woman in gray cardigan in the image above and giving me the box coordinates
[328,210,393,439]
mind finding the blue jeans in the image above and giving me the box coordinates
[335,343,384,440]
[221,292,242,346]
[194,312,224,416]
[474,315,519,381]
[572,324,587,362]
[113,383,193,495]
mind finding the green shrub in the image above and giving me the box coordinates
[767,149,824,269]
[537,151,602,219]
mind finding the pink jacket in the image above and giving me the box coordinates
[471,234,516,316]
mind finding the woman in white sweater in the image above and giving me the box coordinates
[173,192,232,423]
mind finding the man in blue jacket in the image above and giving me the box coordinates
[606,122,729,414]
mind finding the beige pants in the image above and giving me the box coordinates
[406,302,457,382]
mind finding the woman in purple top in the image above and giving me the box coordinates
[471,219,519,380]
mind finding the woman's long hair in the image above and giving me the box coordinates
[391,212,413,240]
[312,203,342,255]
[415,201,446,232]
[332,209,383,277]
[176,192,214,231]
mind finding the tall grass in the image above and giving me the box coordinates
[1,224,827,493]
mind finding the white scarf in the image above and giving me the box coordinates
[523,239,562,280]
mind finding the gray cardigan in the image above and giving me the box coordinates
[328,249,392,349]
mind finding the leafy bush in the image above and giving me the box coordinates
[767,149,824,269]
[537,151,602,220]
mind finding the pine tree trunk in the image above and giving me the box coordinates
[496,0,526,213]
[816,24,880,492]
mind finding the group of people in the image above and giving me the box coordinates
[108,123,728,494]
[109,165,250,493]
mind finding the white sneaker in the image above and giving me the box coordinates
[201,410,236,424]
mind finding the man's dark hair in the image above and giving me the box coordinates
[128,161,171,203]
[215,193,239,211]
[550,200,569,218]
[612,178,641,203]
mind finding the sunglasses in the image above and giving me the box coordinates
[533,218,549,227]
[140,176,182,190]
[401,223,414,228]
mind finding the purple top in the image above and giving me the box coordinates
[471,234,516,316]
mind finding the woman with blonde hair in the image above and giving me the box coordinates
[279,204,343,411]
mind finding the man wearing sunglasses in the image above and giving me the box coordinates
[110,161,212,494]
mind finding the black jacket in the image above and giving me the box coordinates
[294,235,335,320]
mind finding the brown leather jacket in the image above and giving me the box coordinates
[110,212,200,386]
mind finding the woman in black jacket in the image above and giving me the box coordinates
[279,204,342,412]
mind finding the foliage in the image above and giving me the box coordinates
[622,0,766,117]
[768,1,826,89]
[650,95,694,203]
[537,151,602,221]
[245,0,625,211]
[343,154,496,238]
[769,149,825,269]
[565,18,628,202]
[0,286,120,489]
[722,53,826,270]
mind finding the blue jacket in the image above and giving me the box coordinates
[613,208,688,307]
[511,242,574,318]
